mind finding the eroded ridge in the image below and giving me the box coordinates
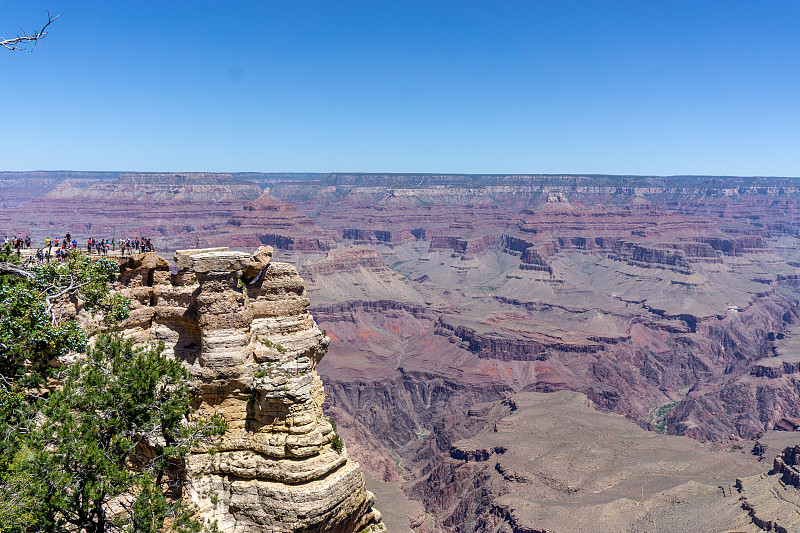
[116,247,384,532]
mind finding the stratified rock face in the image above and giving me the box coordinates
[225,192,336,252]
[115,248,384,532]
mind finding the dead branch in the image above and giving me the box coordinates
[1,11,59,52]
[0,262,34,279]
[44,277,93,325]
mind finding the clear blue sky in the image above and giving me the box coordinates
[2,1,799,176]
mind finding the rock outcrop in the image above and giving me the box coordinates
[737,445,800,532]
[115,247,384,532]
[774,445,800,488]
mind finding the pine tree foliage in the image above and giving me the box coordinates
[0,245,125,386]
[0,246,226,532]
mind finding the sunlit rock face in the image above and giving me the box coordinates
[737,444,800,532]
[115,246,384,532]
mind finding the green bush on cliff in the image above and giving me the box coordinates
[259,337,287,353]
[0,248,123,386]
[331,433,344,454]
[0,335,227,532]
[650,400,680,434]
[0,252,226,532]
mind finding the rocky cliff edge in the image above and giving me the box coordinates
[114,247,385,532]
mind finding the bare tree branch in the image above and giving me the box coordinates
[45,278,94,325]
[0,262,34,278]
[1,11,59,52]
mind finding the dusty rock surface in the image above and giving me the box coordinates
[113,248,384,532]
[737,444,800,533]
[410,390,773,532]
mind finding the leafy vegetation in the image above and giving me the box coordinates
[0,246,226,532]
[259,337,286,354]
[330,433,344,454]
[326,416,343,453]
[650,400,679,434]
[649,387,689,435]
[0,246,127,386]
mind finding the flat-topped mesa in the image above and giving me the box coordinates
[115,246,384,533]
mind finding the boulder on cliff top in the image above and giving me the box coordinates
[174,247,230,269]
[190,250,251,274]
[242,245,273,282]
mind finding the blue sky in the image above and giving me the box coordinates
[1,1,799,175]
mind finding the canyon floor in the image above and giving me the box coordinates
[3,172,800,531]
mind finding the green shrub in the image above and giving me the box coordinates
[331,433,344,454]
[259,337,287,353]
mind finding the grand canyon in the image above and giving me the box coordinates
[3,171,800,532]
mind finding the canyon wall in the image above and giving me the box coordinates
[8,172,800,530]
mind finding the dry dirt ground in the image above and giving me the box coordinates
[365,391,799,532]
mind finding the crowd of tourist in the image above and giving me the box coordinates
[3,233,155,262]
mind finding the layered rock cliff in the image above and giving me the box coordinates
[114,247,384,532]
